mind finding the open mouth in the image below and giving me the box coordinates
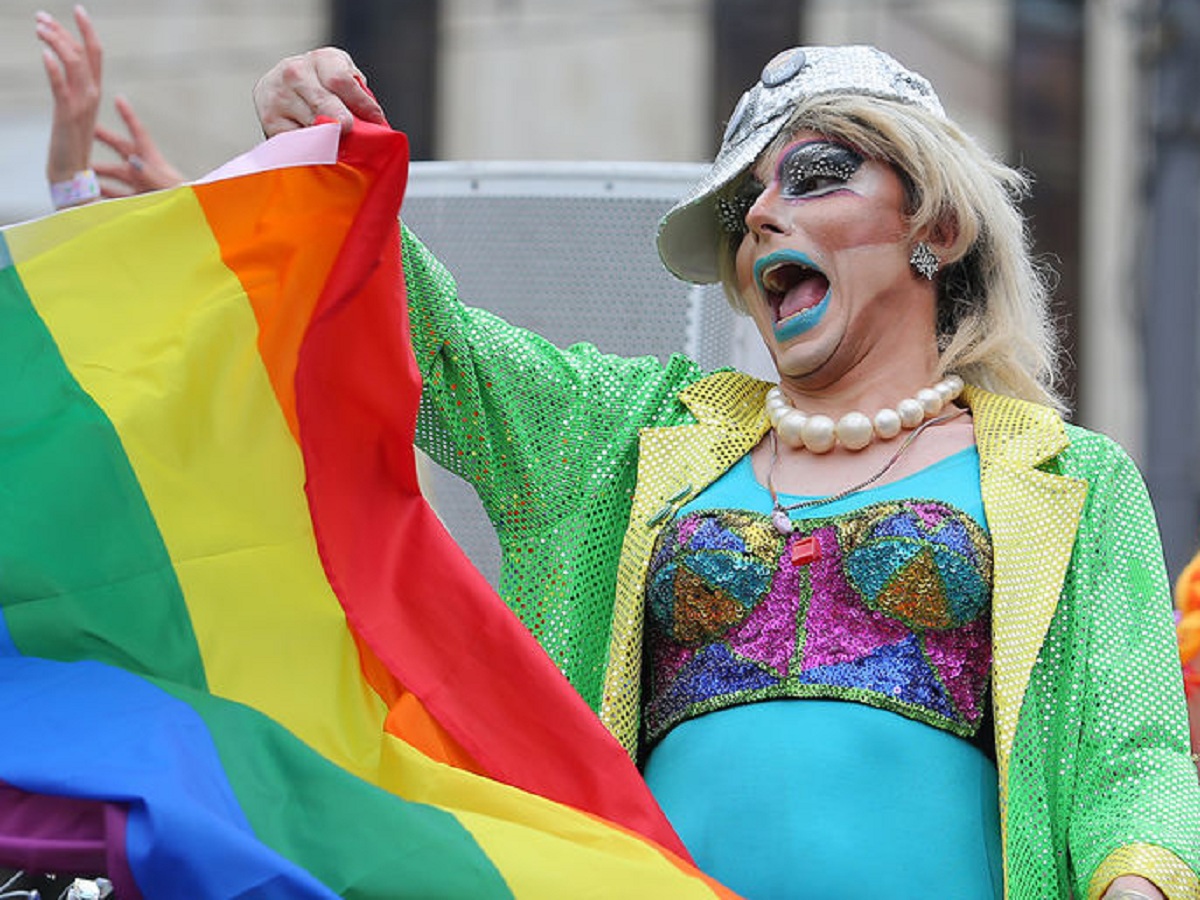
[754,252,830,324]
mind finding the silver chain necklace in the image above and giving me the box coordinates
[766,405,968,535]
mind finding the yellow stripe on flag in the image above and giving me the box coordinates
[12,189,392,779]
[377,732,728,898]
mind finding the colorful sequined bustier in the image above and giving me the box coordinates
[642,499,994,749]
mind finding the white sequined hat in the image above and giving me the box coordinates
[656,45,945,284]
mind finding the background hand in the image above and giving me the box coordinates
[252,47,387,137]
[37,4,102,184]
[93,95,185,196]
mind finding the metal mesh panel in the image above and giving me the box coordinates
[402,161,764,583]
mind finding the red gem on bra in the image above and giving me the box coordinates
[791,535,821,566]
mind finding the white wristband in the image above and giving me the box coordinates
[50,169,101,210]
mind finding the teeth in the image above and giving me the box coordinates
[762,264,791,294]
[761,261,814,295]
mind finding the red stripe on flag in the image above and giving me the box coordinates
[295,121,690,859]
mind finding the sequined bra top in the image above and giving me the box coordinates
[641,457,995,752]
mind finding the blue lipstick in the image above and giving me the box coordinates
[754,250,831,342]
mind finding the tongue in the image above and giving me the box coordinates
[778,274,829,320]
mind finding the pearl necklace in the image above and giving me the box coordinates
[766,405,967,534]
[764,374,965,453]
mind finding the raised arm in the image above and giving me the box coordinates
[37,6,183,206]
[37,5,103,207]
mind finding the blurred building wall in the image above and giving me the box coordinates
[808,0,1012,155]
[435,1,1009,163]
[1081,0,1146,458]
[439,0,713,162]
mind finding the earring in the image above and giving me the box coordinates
[909,242,940,280]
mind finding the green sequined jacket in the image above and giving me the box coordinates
[402,228,1200,900]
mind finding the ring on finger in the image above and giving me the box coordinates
[127,153,144,173]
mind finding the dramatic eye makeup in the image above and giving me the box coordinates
[716,175,765,236]
[775,140,864,199]
[715,141,865,235]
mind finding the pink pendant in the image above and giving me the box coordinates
[791,536,821,566]
[772,508,793,535]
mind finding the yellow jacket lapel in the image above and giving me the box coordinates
[601,372,770,753]
[968,387,1089,783]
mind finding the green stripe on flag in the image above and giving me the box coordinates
[171,682,515,897]
[0,248,206,688]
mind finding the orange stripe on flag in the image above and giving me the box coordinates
[195,164,371,440]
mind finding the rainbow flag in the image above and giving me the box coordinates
[0,122,735,898]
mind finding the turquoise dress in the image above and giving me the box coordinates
[640,449,1002,899]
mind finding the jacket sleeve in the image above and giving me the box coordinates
[399,224,705,544]
[1063,439,1200,899]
